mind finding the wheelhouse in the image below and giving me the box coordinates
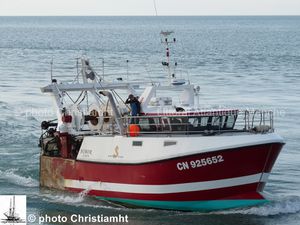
[132,110,239,135]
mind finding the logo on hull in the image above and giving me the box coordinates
[108,146,124,159]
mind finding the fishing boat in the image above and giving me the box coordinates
[39,31,285,211]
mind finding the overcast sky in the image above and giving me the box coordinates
[0,0,300,16]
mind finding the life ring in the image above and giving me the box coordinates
[88,104,101,131]
[128,124,140,137]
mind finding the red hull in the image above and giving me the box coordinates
[40,143,283,204]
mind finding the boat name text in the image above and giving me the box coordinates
[177,155,224,171]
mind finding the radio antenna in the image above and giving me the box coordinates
[153,0,158,16]
[50,57,53,82]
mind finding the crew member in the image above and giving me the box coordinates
[125,94,141,124]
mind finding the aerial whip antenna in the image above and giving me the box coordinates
[50,57,53,82]
[153,0,158,16]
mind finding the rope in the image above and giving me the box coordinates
[77,91,87,105]
[65,91,75,103]
[74,91,84,104]
[112,89,131,110]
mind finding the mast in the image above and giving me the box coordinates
[160,31,176,80]
[9,198,12,216]
[12,195,15,217]
[160,31,185,85]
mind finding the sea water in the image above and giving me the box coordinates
[0,16,300,225]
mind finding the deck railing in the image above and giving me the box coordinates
[96,110,274,136]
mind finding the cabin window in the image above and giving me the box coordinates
[188,117,198,127]
[186,116,208,131]
[224,115,237,129]
[132,141,143,146]
[212,116,226,129]
[187,115,236,132]
[170,117,186,132]
[200,117,209,127]
[139,118,150,131]
[212,116,220,126]
[139,118,156,132]
[208,116,218,130]
[161,117,171,131]
[137,114,237,134]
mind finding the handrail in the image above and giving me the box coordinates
[251,110,263,128]
[85,110,274,136]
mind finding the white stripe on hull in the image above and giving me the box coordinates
[64,173,269,194]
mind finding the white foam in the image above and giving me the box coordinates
[211,196,300,216]
[0,168,39,187]
[0,152,22,155]
[41,190,125,210]
[42,189,90,204]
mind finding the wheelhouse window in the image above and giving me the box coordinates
[200,117,209,127]
[186,114,237,133]
[170,117,186,132]
[136,113,238,134]
[224,115,237,129]
[139,118,156,132]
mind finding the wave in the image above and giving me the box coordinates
[42,189,90,204]
[0,101,9,110]
[31,187,300,215]
[209,195,300,216]
[40,189,125,210]
[0,152,22,155]
[0,130,40,146]
[0,168,39,187]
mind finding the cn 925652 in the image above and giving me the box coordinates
[177,155,224,171]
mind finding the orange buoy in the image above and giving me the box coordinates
[128,124,140,137]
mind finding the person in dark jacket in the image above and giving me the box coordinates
[125,94,141,124]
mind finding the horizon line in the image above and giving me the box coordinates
[0,15,300,17]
